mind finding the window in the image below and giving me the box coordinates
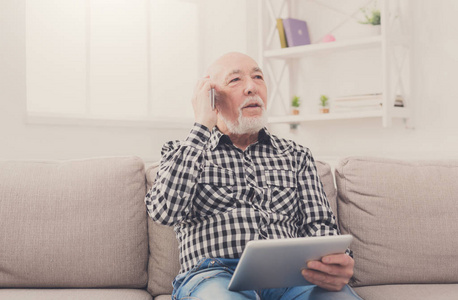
[26,0,199,126]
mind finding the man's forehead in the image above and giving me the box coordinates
[225,66,263,77]
[207,52,263,80]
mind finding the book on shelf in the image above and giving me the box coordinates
[332,93,404,113]
[282,18,311,47]
[333,93,383,102]
[333,93,404,103]
[276,18,288,48]
[333,105,382,112]
[394,97,404,107]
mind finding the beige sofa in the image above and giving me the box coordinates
[1,156,457,299]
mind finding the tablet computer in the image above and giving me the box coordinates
[227,235,353,291]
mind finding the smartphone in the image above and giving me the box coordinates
[209,88,216,111]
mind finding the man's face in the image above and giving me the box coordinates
[211,54,268,134]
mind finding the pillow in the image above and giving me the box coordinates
[315,160,338,224]
[336,156,458,286]
[0,157,148,288]
[145,163,180,296]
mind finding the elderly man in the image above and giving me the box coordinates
[145,52,361,299]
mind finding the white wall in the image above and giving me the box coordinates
[2,0,458,162]
[0,0,250,162]
[0,0,183,162]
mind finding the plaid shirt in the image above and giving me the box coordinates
[145,123,341,274]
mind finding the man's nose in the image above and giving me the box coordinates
[244,78,257,95]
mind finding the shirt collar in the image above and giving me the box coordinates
[209,127,280,151]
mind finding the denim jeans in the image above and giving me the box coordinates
[172,258,363,300]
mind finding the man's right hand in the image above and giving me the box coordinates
[192,76,218,130]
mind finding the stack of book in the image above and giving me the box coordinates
[277,18,311,48]
[332,93,404,113]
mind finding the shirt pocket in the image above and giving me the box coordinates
[195,165,236,216]
[265,169,297,215]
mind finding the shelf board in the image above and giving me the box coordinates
[268,107,410,124]
[264,36,382,59]
[268,110,385,123]
[268,110,382,123]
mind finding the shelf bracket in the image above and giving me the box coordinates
[308,0,376,43]
[265,62,288,114]
[265,0,288,48]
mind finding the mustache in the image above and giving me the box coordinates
[239,96,265,110]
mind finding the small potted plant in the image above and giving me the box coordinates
[291,95,300,115]
[319,95,329,113]
[359,5,381,35]
[360,7,381,26]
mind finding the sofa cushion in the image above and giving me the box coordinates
[0,289,152,300]
[315,160,338,223]
[336,157,458,287]
[354,284,458,300]
[144,159,337,296]
[145,162,180,297]
[0,157,148,288]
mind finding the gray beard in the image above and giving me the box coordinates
[219,109,268,135]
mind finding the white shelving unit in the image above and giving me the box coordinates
[258,0,412,127]
[264,35,382,59]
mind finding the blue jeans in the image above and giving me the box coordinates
[172,258,363,300]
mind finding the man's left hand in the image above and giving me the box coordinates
[301,253,354,291]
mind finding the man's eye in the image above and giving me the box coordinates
[230,78,240,83]
[254,75,263,80]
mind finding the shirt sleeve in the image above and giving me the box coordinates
[296,148,353,257]
[296,147,341,238]
[144,123,211,226]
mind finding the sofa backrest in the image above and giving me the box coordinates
[145,162,181,297]
[0,157,149,288]
[336,156,458,287]
[145,159,337,296]
[315,160,338,225]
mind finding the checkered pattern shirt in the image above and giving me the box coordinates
[145,123,341,274]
